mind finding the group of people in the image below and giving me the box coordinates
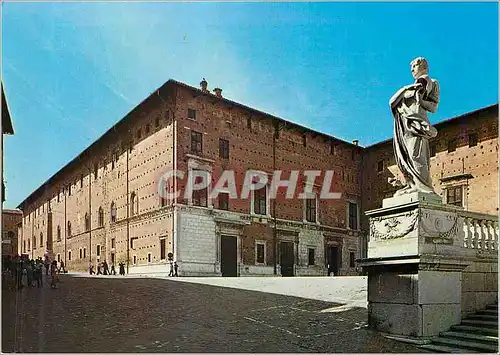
[88,260,126,276]
[2,254,62,290]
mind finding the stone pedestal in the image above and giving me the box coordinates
[360,192,470,338]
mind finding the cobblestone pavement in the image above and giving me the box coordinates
[2,275,425,353]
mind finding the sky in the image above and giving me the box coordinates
[2,2,498,209]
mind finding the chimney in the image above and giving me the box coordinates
[353,140,359,146]
[213,88,222,98]
[200,78,208,92]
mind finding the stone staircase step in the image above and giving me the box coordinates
[432,337,498,352]
[477,309,498,316]
[467,314,498,321]
[419,344,478,353]
[486,304,498,311]
[451,325,498,336]
[461,319,498,328]
[440,331,498,344]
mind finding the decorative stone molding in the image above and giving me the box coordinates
[370,210,418,241]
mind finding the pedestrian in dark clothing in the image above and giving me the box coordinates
[110,264,116,275]
[97,262,102,275]
[118,262,125,276]
[35,262,43,287]
[103,260,109,275]
[174,261,179,277]
[58,261,66,274]
[168,261,174,277]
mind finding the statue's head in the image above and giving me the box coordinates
[410,57,428,79]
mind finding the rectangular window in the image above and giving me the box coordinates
[192,187,208,207]
[256,243,265,264]
[111,238,116,249]
[348,202,358,230]
[97,245,101,257]
[468,133,478,147]
[68,184,72,196]
[219,138,229,159]
[57,192,60,203]
[80,174,84,188]
[305,197,317,223]
[79,249,82,259]
[308,248,315,266]
[191,131,203,155]
[94,163,98,180]
[446,186,463,207]
[83,248,86,259]
[147,253,151,263]
[188,108,196,120]
[447,139,457,153]
[130,237,137,249]
[377,160,384,173]
[111,253,115,264]
[349,252,355,268]
[430,143,437,157]
[160,238,166,260]
[68,251,72,261]
[133,255,137,265]
[218,193,229,210]
[253,187,267,215]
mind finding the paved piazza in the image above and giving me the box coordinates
[2,274,424,353]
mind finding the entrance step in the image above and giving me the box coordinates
[431,337,498,352]
[466,314,498,321]
[440,331,498,345]
[419,344,479,353]
[450,325,498,336]
[477,309,498,316]
[461,319,498,328]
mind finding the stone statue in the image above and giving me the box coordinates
[389,57,440,196]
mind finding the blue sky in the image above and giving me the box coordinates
[2,2,498,208]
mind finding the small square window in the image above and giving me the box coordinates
[188,108,196,120]
[219,138,229,159]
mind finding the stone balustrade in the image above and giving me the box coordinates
[461,211,498,252]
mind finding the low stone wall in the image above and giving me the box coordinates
[461,256,498,317]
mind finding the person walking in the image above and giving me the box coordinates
[58,260,66,274]
[168,261,174,277]
[97,261,102,275]
[102,260,109,275]
[50,260,58,289]
[174,261,179,277]
[110,263,116,275]
[89,263,95,275]
[118,262,125,276]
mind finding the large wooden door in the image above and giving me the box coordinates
[221,235,237,277]
[280,241,295,277]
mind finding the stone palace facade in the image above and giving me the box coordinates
[16,79,498,276]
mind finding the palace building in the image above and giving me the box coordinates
[15,79,498,276]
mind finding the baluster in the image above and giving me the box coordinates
[492,221,499,251]
[482,220,490,251]
[463,218,471,248]
[473,220,481,249]
[487,221,495,251]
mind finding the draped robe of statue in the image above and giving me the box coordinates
[389,74,440,195]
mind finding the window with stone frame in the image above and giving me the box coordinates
[348,202,358,230]
[147,253,152,263]
[253,187,267,215]
[218,192,229,210]
[446,186,463,207]
[40,232,43,248]
[192,186,208,207]
[305,196,317,223]
[130,192,137,216]
[133,255,137,265]
[308,248,315,266]
[98,207,104,227]
[130,237,138,250]
[57,226,61,242]
[28,239,30,251]
[188,108,197,120]
[79,248,82,259]
[256,243,265,264]
[97,245,101,257]
[191,131,203,155]
[83,248,86,259]
[349,252,356,267]
[67,221,72,237]
[85,213,90,231]
[68,250,72,261]
[111,238,116,249]
[33,235,36,249]
[110,202,117,223]
[160,238,166,260]
[219,138,229,159]
[468,133,478,147]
